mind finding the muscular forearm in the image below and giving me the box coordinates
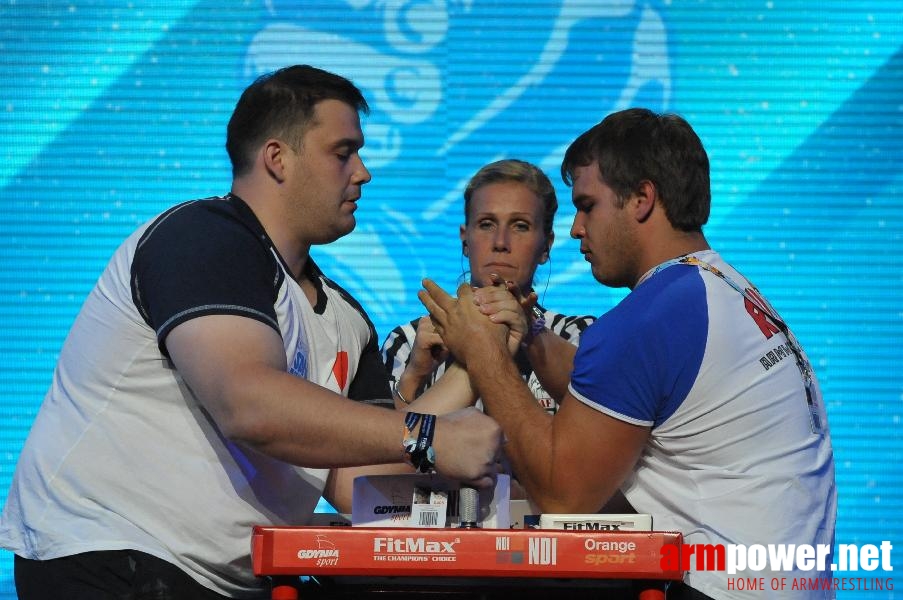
[168,312,499,486]
[226,366,499,489]
[463,343,565,506]
[225,366,410,468]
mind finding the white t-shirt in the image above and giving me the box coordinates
[0,195,391,598]
[570,250,836,600]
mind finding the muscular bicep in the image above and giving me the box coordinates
[545,391,650,513]
[165,314,287,436]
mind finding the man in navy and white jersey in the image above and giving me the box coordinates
[421,109,836,600]
[0,65,502,599]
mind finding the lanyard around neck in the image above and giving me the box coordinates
[653,254,822,434]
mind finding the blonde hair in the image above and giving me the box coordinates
[463,159,557,239]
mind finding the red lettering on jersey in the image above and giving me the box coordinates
[744,288,780,339]
[333,351,349,390]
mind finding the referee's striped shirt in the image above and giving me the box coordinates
[380,307,595,415]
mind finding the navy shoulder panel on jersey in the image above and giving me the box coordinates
[131,196,283,355]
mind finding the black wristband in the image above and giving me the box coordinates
[402,412,436,473]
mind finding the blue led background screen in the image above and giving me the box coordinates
[1,1,901,597]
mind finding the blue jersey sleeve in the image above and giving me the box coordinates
[569,265,710,427]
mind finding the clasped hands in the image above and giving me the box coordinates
[417,274,537,367]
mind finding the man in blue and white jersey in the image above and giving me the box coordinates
[421,108,836,600]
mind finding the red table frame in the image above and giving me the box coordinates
[252,526,683,599]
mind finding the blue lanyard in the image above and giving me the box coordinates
[653,255,821,434]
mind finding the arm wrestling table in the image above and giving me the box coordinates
[251,526,683,599]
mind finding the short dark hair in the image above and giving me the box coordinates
[226,65,369,177]
[561,108,710,232]
[463,159,558,240]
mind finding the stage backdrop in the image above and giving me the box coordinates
[1,1,901,597]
